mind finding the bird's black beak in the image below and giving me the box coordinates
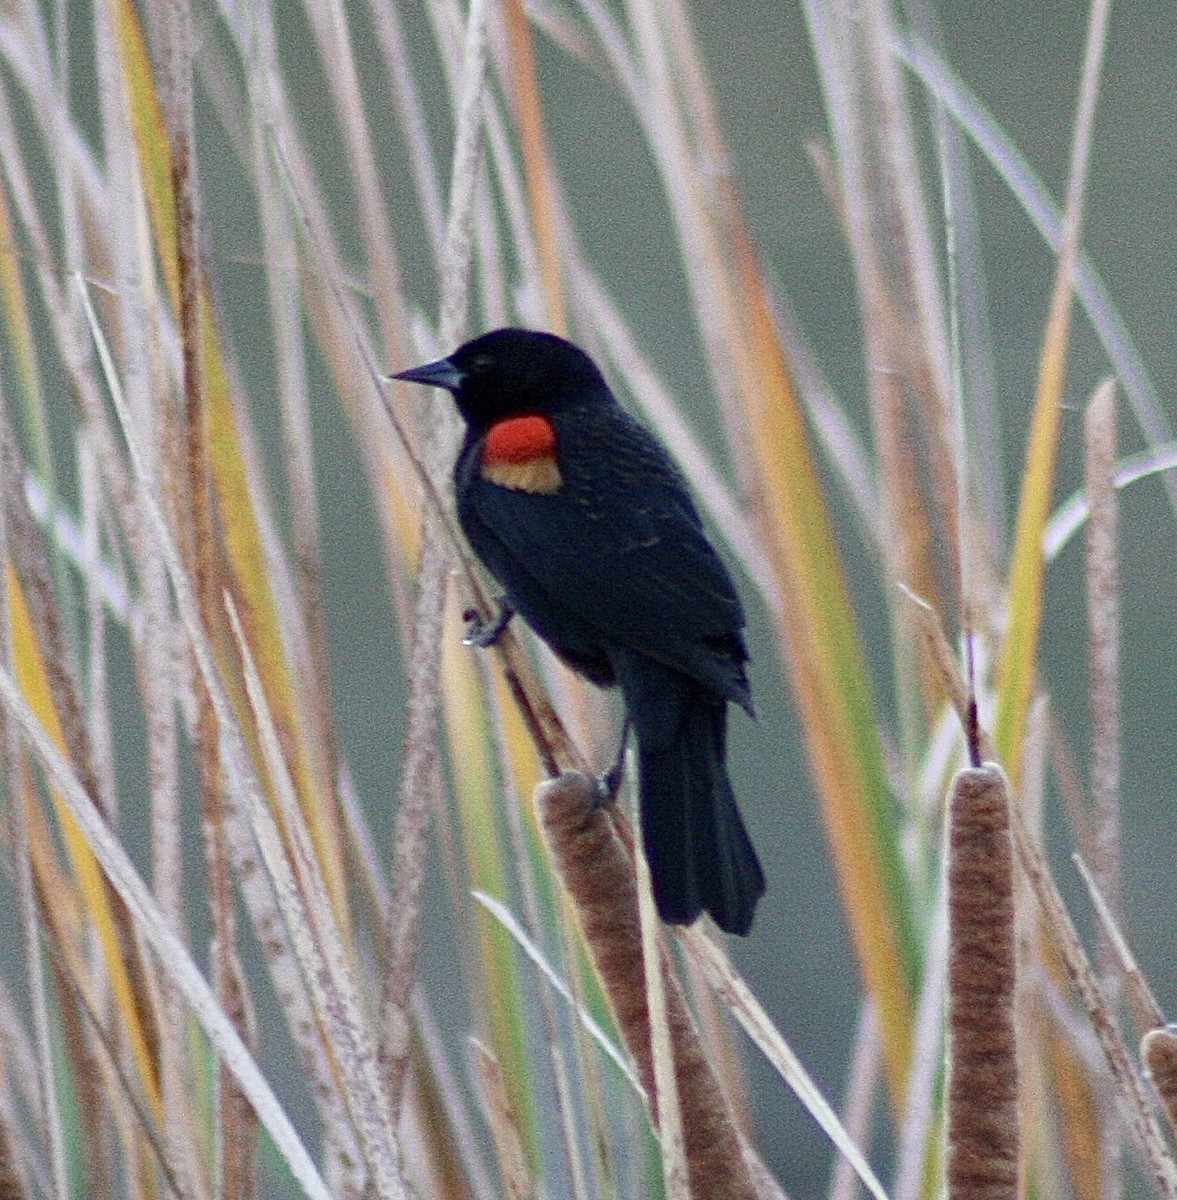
[391,355,465,392]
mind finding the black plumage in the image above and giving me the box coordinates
[395,328,765,935]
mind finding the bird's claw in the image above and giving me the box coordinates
[463,597,515,647]
[593,721,631,807]
[594,754,627,808]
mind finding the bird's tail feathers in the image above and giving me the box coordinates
[635,691,764,936]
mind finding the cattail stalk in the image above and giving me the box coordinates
[946,765,1019,1200]
[538,772,759,1200]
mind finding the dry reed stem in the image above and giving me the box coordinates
[158,0,257,1190]
[1011,806,1177,1199]
[812,3,950,717]
[413,993,499,1200]
[300,0,407,352]
[1074,854,1165,1037]
[994,0,1110,783]
[1083,380,1122,949]
[82,277,340,1200]
[473,1041,538,1200]
[635,794,688,1199]
[678,926,885,1200]
[477,655,595,1200]
[49,953,113,1200]
[828,1002,882,1200]
[892,885,947,1200]
[0,1113,25,1200]
[228,597,410,1197]
[4,388,167,1176]
[251,51,341,920]
[897,31,1177,523]
[367,0,446,258]
[502,0,566,332]
[861,0,960,560]
[379,0,492,1122]
[946,766,1019,1200]
[537,773,759,1200]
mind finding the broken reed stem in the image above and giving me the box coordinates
[537,773,758,1200]
[946,764,1019,1200]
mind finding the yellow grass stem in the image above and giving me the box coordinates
[7,563,163,1125]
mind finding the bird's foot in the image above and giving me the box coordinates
[593,720,632,807]
[594,761,624,807]
[462,597,515,647]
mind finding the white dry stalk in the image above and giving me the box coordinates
[1073,855,1164,1031]
[891,874,948,1200]
[301,0,407,346]
[366,0,447,260]
[828,1001,881,1200]
[859,0,954,426]
[475,659,594,1200]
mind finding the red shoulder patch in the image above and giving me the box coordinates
[483,415,557,465]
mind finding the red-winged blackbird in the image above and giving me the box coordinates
[395,328,765,935]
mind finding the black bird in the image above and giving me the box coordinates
[395,328,765,935]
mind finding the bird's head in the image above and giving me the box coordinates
[393,328,609,428]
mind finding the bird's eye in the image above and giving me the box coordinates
[468,353,494,373]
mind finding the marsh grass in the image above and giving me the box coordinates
[0,1,1174,1198]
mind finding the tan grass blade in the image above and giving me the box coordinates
[680,924,891,1200]
[0,566,70,1199]
[634,791,688,1200]
[81,256,388,1197]
[992,0,1110,782]
[473,892,641,1090]
[984,15,1112,1181]
[897,32,1177,513]
[1011,803,1177,1199]
[1073,854,1164,1037]
[735,248,915,1100]
[438,605,538,1148]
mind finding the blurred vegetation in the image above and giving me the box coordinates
[0,1,1174,1198]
